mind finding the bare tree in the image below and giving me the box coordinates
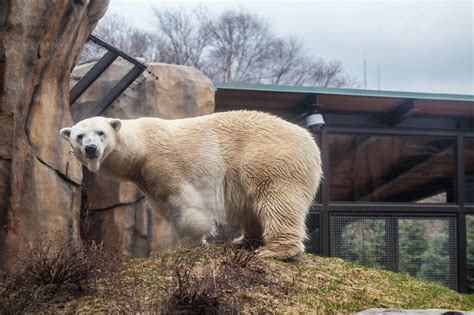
[306,59,358,88]
[262,39,358,87]
[89,9,358,88]
[92,14,156,61]
[154,9,356,87]
[151,7,210,68]
[264,38,313,85]
[203,11,277,83]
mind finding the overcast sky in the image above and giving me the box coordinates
[106,0,473,95]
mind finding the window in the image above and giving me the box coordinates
[329,133,455,203]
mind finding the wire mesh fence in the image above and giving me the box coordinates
[330,214,458,290]
[69,35,146,122]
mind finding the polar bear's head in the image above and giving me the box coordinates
[60,117,122,173]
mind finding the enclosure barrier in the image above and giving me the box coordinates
[69,34,147,122]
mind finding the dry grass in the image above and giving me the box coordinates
[0,236,119,314]
[1,244,473,313]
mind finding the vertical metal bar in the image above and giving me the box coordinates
[450,216,461,290]
[456,133,467,292]
[320,126,330,256]
[385,216,399,272]
[457,134,466,206]
[331,217,345,259]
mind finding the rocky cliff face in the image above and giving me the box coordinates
[71,62,215,256]
[0,1,109,267]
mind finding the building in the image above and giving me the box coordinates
[215,82,474,292]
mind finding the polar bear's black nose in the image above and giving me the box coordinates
[85,144,97,157]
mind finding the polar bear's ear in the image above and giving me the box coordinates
[109,119,121,132]
[60,128,72,140]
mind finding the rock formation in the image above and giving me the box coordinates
[0,0,109,267]
[71,62,215,256]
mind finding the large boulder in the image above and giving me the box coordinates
[0,1,109,268]
[104,63,215,119]
[72,62,215,256]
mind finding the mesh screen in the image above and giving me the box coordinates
[330,214,458,290]
[70,39,140,122]
[467,215,474,293]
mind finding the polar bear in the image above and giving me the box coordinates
[60,111,322,259]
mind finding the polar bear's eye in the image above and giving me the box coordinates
[77,134,84,141]
[97,131,105,136]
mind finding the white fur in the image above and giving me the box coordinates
[60,111,322,259]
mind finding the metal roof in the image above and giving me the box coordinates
[214,82,474,118]
[214,82,474,102]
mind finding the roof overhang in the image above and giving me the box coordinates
[214,82,474,118]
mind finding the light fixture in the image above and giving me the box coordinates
[305,105,325,130]
[305,112,325,130]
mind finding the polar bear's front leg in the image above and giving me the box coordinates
[167,191,215,248]
[171,206,215,247]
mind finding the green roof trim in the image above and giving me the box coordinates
[214,82,474,102]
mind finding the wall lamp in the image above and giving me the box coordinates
[305,105,325,131]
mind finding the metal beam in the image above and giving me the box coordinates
[69,50,118,104]
[386,99,416,126]
[321,127,330,256]
[89,34,147,68]
[456,134,467,292]
[385,216,399,272]
[294,93,319,123]
[325,125,459,137]
[297,93,318,109]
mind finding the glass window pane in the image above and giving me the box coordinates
[329,133,455,203]
[465,138,474,203]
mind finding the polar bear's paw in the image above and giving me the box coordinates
[255,243,303,260]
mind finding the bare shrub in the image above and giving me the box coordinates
[0,236,119,313]
[161,246,288,314]
[10,238,113,289]
[162,250,223,314]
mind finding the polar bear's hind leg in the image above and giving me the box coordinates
[252,183,310,260]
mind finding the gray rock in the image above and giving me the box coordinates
[0,0,109,269]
